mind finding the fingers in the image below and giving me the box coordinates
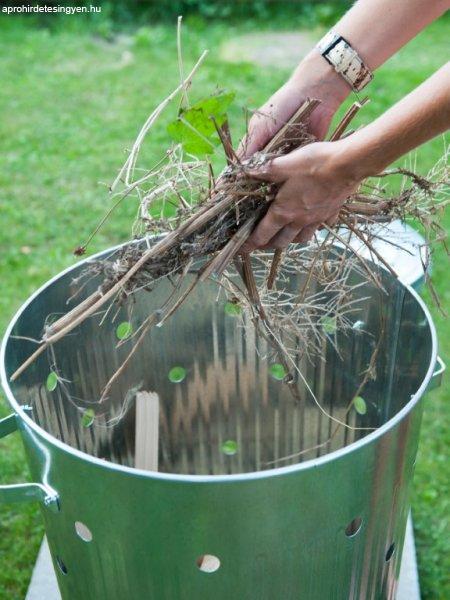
[243,155,288,184]
[293,223,319,243]
[262,225,300,249]
[237,109,276,159]
[238,124,270,159]
[325,213,339,228]
[240,208,287,253]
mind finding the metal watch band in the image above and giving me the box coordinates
[317,31,373,92]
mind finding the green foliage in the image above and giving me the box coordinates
[224,301,242,317]
[81,408,95,427]
[353,396,367,415]
[167,91,235,155]
[221,440,238,455]
[269,363,287,381]
[321,315,337,335]
[116,321,133,340]
[45,371,58,392]
[168,366,187,383]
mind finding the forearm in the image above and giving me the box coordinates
[339,63,450,177]
[291,0,449,95]
[334,0,449,71]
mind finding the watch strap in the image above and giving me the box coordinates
[317,31,373,92]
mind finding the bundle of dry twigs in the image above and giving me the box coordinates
[11,42,448,421]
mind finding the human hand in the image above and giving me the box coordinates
[241,140,361,252]
[238,51,350,158]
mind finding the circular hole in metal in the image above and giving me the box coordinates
[345,517,362,538]
[56,556,68,575]
[385,542,396,562]
[196,554,221,573]
[75,521,93,542]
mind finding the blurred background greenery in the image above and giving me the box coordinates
[0,1,448,598]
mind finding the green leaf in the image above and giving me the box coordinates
[168,366,186,383]
[46,371,58,392]
[81,408,95,428]
[321,316,337,334]
[221,440,238,455]
[269,363,287,381]
[116,321,132,340]
[224,301,242,316]
[167,91,235,156]
[353,396,367,415]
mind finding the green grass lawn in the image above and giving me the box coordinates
[0,14,448,599]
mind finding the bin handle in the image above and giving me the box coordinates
[428,356,445,392]
[0,412,59,513]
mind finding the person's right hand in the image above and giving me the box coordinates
[238,50,351,158]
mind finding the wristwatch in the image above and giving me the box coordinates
[317,31,373,92]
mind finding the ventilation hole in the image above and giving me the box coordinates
[196,554,221,573]
[385,542,396,562]
[345,517,362,538]
[75,521,93,542]
[56,556,68,575]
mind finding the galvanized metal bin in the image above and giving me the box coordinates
[319,219,429,290]
[0,242,444,600]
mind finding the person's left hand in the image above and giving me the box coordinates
[241,140,361,252]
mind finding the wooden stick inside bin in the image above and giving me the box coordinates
[135,391,160,472]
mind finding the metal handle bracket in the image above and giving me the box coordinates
[0,411,59,513]
[427,356,446,392]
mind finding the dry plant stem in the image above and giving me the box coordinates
[14,99,321,383]
[264,99,320,153]
[200,211,263,281]
[212,118,236,165]
[199,99,322,281]
[46,290,103,337]
[177,16,189,109]
[265,315,385,466]
[321,223,384,289]
[76,192,129,255]
[111,49,208,191]
[157,274,200,326]
[10,232,185,382]
[101,261,198,400]
[240,254,304,403]
[241,252,266,319]
[11,189,231,381]
[340,215,399,278]
[329,97,369,141]
[267,249,283,289]
[99,312,160,402]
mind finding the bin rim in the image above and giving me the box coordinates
[0,239,438,483]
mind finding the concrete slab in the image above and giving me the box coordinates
[398,516,421,599]
[27,516,420,599]
[25,537,61,600]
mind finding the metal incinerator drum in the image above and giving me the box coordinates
[0,239,444,600]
